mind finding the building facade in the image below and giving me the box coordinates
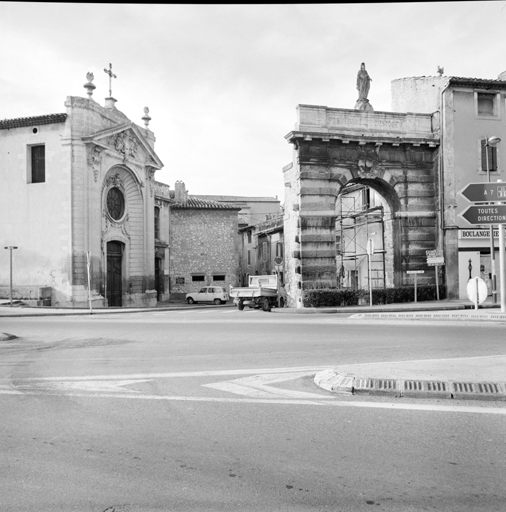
[168,182,241,300]
[392,73,506,299]
[0,76,164,307]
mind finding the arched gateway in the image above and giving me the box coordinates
[283,105,440,307]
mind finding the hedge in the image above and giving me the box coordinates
[302,285,447,308]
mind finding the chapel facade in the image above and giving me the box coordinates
[0,75,165,307]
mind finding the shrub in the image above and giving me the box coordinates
[302,285,446,308]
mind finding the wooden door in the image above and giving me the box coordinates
[107,241,123,307]
[155,257,162,301]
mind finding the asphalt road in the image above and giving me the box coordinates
[1,309,505,512]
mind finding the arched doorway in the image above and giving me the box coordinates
[336,178,401,290]
[107,241,123,307]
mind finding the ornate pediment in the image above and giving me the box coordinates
[82,122,163,170]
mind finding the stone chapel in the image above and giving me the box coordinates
[0,73,166,307]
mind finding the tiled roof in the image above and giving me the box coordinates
[392,75,506,89]
[448,76,506,88]
[172,197,242,210]
[0,113,67,130]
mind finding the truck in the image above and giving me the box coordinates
[229,275,286,312]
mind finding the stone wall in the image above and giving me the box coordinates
[169,209,240,299]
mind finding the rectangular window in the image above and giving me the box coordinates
[175,277,185,285]
[477,93,495,116]
[247,230,252,244]
[192,275,205,282]
[481,140,498,172]
[275,242,283,258]
[247,250,251,265]
[30,145,45,183]
[262,241,268,262]
[213,275,225,281]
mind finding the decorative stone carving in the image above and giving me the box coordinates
[356,146,380,177]
[146,167,156,197]
[108,131,139,159]
[104,172,123,188]
[87,145,103,182]
[83,72,96,98]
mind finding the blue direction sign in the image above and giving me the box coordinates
[459,182,506,202]
[460,205,506,225]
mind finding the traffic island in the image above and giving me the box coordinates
[0,332,17,341]
[314,369,506,401]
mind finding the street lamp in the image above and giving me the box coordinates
[3,246,18,307]
[485,136,501,303]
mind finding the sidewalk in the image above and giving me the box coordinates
[0,300,233,317]
[272,297,506,322]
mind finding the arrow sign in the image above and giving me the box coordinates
[460,205,506,225]
[459,182,506,202]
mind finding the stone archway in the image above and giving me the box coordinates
[336,177,400,290]
[283,105,440,307]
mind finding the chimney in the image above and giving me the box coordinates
[174,181,187,203]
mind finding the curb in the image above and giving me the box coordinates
[271,303,502,315]
[0,303,234,318]
[349,312,506,322]
[314,369,506,402]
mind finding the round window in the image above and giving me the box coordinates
[106,187,125,220]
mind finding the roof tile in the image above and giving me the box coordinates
[0,113,67,130]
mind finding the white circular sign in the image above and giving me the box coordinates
[466,277,488,305]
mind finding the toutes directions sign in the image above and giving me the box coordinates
[460,205,506,225]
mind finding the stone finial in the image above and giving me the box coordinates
[437,66,444,76]
[83,72,96,98]
[142,106,151,128]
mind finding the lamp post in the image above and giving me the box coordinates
[3,246,18,307]
[485,136,501,303]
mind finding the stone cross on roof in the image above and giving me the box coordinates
[104,63,117,98]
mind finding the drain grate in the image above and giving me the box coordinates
[451,381,506,401]
[353,378,399,395]
[402,379,450,398]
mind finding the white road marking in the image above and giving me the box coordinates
[8,366,329,382]
[203,371,333,399]
[40,379,152,393]
[2,389,504,415]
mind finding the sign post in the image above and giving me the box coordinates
[366,238,374,307]
[3,246,18,307]
[86,251,93,315]
[407,270,424,303]
[426,250,444,300]
[274,256,283,307]
[459,179,506,313]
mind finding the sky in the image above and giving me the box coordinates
[2,2,506,202]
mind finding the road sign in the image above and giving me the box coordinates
[366,238,374,256]
[407,270,424,274]
[426,249,444,266]
[274,256,283,265]
[460,205,506,225]
[466,277,487,309]
[459,182,506,202]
